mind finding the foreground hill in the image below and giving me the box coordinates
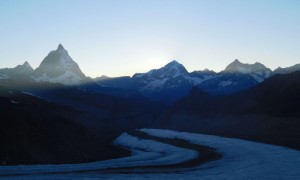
[0,86,129,165]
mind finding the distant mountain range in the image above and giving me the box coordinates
[1,44,299,104]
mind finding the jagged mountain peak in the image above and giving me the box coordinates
[225,59,269,73]
[12,61,34,75]
[58,43,64,50]
[33,44,85,85]
[0,61,34,80]
[224,59,271,82]
[133,60,188,79]
[233,59,242,63]
[20,61,33,70]
[161,60,188,74]
[56,44,68,54]
[225,59,246,71]
[165,60,181,66]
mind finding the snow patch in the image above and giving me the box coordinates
[219,80,233,87]
[34,71,84,85]
[22,92,43,99]
[144,78,169,89]
[10,100,19,104]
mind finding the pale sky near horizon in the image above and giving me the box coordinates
[0,0,300,77]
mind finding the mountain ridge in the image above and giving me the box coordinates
[1,44,300,103]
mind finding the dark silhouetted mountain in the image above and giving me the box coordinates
[33,44,86,85]
[30,83,166,132]
[159,71,300,150]
[0,86,129,165]
[198,72,258,94]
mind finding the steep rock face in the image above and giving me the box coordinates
[33,44,85,85]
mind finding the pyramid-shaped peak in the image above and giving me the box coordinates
[33,44,86,85]
[164,60,185,68]
[160,60,188,76]
[232,59,242,64]
[23,61,31,66]
[57,43,64,50]
[170,60,180,64]
[56,44,68,54]
[166,60,180,65]
[21,61,33,70]
[225,59,245,70]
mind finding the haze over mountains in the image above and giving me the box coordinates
[1,44,299,103]
[1,44,300,166]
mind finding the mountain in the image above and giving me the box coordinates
[198,72,258,94]
[33,44,86,85]
[96,59,273,103]
[159,71,300,150]
[97,60,218,104]
[273,63,300,75]
[1,46,298,104]
[0,61,33,80]
[194,59,272,95]
[224,59,272,82]
[133,60,189,80]
[0,85,129,165]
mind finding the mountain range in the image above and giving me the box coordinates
[1,44,300,165]
[158,71,300,149]
[1,44,299,104]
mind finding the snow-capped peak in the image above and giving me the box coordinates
[33,44,85,85]
[160,60,188,76]
[133,60,188,80]
[224,59,271,82]
[225,59,269,73]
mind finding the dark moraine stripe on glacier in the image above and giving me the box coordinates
[0,131,221,177]
[82,130,222,174]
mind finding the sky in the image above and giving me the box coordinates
[0,0,300,77]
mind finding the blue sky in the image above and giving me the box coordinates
[0,0,300,77]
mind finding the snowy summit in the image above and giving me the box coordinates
[33,44,86,85]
